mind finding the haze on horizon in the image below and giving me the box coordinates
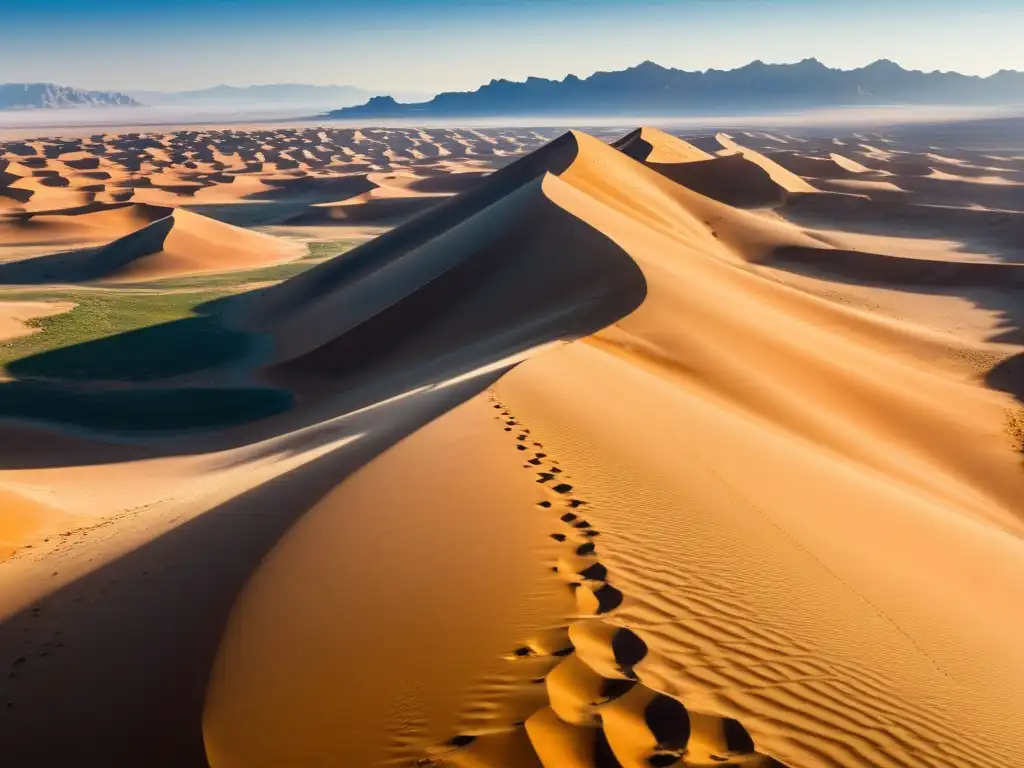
[2,0,1023,95]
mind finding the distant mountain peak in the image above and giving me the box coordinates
[863,59,906,72]
[0,82,140,110]
[632,60,669,72]
[125,83,431,110]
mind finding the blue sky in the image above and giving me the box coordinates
[3,0,1023,93]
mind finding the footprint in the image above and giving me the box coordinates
[546,654,635,726]
[521,626,574,657]
[575,582,624,615]
[524,707,621,767]
[602,685,689,767]
[556,552,607,583]
[569,620,647,680]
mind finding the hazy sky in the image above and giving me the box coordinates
[4,0,1023,93]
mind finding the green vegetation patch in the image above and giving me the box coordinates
[0,382,292,432]
[303,239,366,261]
[0,290,249,382]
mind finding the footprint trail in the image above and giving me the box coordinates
[416,395,790,768]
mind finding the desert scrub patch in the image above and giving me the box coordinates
[1007,408,1024,454]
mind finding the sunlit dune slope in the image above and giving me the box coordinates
[0,487,67,560]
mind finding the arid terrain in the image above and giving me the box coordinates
[0,119,1022,767]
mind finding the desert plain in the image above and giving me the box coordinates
[0,117,1022,767]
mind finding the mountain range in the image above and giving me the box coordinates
[128,84,431,110]
[0,83,140,110]
[330,59,1024,118]
[0,82,431,112]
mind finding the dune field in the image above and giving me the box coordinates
[0,120,1022,767]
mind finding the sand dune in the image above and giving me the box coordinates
[760,151,876,180]
[1,121,1023,767]
[712,133,818,194]
[613,129,808,207]
[77,208,303,281]
[2,128,551,240]
[200,129,1024,767]
[614,127,715,164]
[0,202,170,248]
[0,204,302,282]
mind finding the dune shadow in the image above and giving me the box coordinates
[985,350,1024,402]
[182,201,314,228]
[0,292,278,433]
[0,382,290,433]
[764,245,1024,401]
[780,194,1024,264]
[0,373,502,767]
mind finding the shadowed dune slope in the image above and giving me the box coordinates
[237,131,653,369]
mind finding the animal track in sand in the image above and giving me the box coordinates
[417,393,790,767]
